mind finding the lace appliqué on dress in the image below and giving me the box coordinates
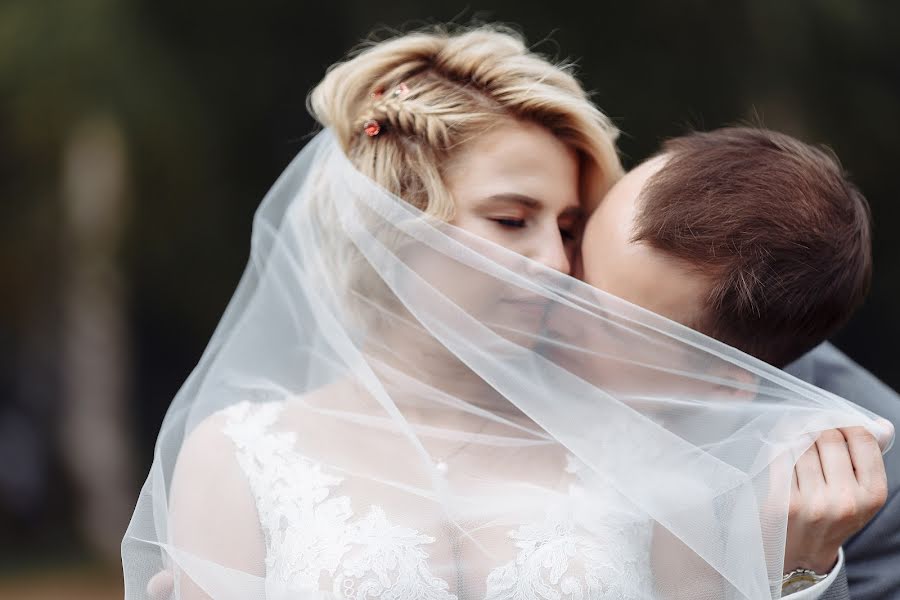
[337,506,455,600]
[222,401,650,599]
[484,456,651,600]
[222,401,456,599]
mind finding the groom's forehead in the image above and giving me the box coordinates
[601,154,670,212]
[626,154,669,189]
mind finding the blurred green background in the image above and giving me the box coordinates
[1,0,898,596]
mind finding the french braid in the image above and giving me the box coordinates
[309,26,622,218]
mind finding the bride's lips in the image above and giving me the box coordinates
[500,296,550,323]
[501,295,549,307]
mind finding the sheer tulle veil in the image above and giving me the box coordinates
[121,126,892,600]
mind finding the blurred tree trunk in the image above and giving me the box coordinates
[60,116,135,562]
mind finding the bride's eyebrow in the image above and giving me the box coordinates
[483,193,584,220]
[483,193,543,209]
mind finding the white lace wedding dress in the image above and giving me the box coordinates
[220,400,653,600]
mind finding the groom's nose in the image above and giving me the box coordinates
[572,248,585,280]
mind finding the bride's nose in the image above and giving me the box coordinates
[530,228,571,274]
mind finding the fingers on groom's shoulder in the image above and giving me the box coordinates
[874,418,895,451]
[838,427,889,504]
[836,422,892,453]
[839,426,878,446]
[794,442,825,491]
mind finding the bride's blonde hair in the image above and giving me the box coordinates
[309,25,623,220]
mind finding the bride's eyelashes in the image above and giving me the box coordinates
[490,217,577,244]
[491,217,527,229]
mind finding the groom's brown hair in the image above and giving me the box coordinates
[634,127,872,367]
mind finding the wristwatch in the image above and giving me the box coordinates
[782,567,828,594]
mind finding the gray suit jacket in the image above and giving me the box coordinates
[787,342,900,600]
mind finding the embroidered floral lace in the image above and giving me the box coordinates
[223,401,652,599]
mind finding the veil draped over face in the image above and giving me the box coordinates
[122,129,892,600]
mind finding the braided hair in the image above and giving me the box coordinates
[309,25,622,220]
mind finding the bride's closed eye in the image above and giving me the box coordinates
[490,217,577,246]
[492,217,527,229]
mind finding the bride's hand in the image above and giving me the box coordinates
[784,425,889,574]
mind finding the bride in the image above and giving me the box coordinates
[122,26,887,600]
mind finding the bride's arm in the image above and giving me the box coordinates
[166,413,266,599]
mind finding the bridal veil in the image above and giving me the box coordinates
[121,127,891,600]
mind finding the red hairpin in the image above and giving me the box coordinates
[363,119,381,137]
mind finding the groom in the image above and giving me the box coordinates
[578,127,899,599]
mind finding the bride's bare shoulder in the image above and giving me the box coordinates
[167,407,268,580]
[170,409,246,503]
[175,379,359,467]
